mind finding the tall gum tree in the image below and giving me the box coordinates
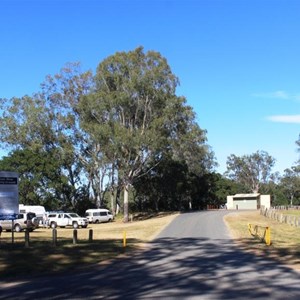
[0,63,94,208]
[79,47,210,222]
[225,150,276,193]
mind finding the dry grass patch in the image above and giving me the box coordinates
[279,209,300,216]
[0,212,178,279]
[225,210,300,269]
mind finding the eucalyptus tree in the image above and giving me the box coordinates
[280,166,300,205]
[0,63,93,208]
[0,149,68,209]
[79,47,210,221]
[225,150,276,193]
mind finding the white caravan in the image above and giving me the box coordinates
[85,209,114,223]
[19,204,46,226]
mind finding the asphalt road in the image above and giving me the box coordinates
[1,210,300,299]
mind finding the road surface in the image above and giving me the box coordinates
[1,210,300,299]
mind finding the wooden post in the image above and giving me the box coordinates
[52,228,57,247]
[11,220,14,244]
[25,230,30,248]
[73,229,78,244]
[89,229,93,243]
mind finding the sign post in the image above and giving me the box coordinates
[0,172,19,242]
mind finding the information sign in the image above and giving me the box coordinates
[0,171,19,220]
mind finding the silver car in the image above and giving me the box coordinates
[0,212,39,232]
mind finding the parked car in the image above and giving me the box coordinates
[46,212,88,229]
[85,209,114,223]
[0,212,39,232]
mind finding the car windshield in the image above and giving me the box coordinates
[68,213,80,218]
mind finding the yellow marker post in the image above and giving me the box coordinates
[123,231,126,248]
[265,227,271,246]
[248,223,252,235]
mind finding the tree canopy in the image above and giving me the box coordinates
[225,150,276,193]
[0,47,214,220]
[78,47,212,220]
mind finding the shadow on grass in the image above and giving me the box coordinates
[232,236,300,268]
[1,237,300,299]
[0,238,140,279]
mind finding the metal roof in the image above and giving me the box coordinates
[233,193,260,198]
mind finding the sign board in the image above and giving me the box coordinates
[0,171,19,220]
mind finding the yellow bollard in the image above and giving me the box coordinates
[248,223,252,234]
[123,231,126,248]
[265,227,271,246]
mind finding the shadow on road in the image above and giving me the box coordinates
[1,237,300,299]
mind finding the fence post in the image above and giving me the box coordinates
[52,228,57,247]
[73,229,78,244]
[25,230,30,248]
[88,229,93,242]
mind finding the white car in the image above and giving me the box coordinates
[46,212,88,229]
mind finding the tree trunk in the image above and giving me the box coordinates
[110,190,115,216]
[115,186,121,215]
[96,194,101,208]
[123,185,129,222]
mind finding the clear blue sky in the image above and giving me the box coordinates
[1,0,300,175]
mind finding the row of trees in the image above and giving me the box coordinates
[0,47,216,220]
[225,149,300,206]
[0,47,299,217]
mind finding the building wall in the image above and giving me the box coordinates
[226,194,271,210]
[233,199,257,210]
[226,196,234,209]
[260,195,271,209]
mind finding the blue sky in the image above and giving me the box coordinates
[1,0,300,175]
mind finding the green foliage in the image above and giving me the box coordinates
[0,148,89,211]
[279,166,300,205]
[79,47,212,220]
[225,150,276,193]
[208,173,247,204]
[0,149,63,207]
[0,49,215,214]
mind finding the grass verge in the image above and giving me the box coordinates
[0,212,178,280]
[224,210,300,270]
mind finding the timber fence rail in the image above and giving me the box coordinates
[260,207,300,227]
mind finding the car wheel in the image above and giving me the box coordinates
[14,224,22,232]
[73,222,78,229]
[51,222,57,229]
[82,225,87,228]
